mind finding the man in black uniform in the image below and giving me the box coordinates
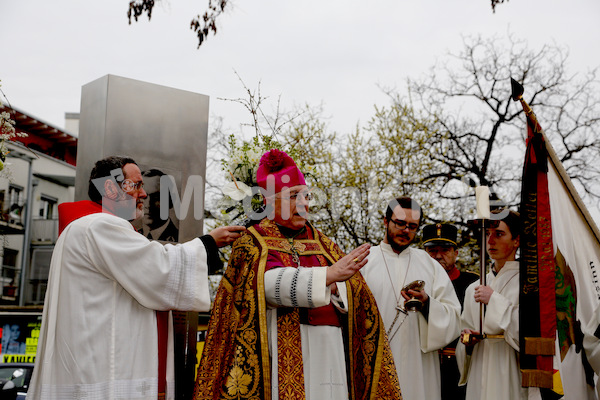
[423,223,479,400]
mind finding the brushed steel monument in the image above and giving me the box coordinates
[76,74,210,400]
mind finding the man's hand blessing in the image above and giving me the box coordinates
[326,243,371,286]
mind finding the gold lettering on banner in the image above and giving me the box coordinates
[523,284,538,294]
[521,192,541,295]
[538,216,554,275]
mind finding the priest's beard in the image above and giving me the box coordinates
[386,229,412,254]
[135,202,144,220]
[128,202,145,228]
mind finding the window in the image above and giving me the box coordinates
[7,185,24,225]
[38,195,58,220]
[1,248,19,300]
[27,248,53,304]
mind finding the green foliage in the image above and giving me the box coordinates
[275,99,446,251]
[207,32,600,272]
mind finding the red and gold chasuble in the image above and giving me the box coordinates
[194,219,401,400]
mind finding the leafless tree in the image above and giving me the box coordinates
[407,32,600,217]
[127,1,507,48]
[204,33,600,265]
[128,0,229,48]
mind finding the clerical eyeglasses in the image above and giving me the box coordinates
[120,179,144,193]
[389,218,419,232]
[275,191,314,201]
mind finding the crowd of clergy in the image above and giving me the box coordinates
[196,149,525,400]
[25,150,600,400]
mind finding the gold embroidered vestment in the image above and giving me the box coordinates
[194,219,401,399]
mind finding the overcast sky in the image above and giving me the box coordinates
[2,0,600,218]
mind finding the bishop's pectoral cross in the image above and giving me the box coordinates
[282,239,306,267]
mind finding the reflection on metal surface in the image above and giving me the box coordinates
[77,75,210,400]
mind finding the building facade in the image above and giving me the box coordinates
[0,103,77,306]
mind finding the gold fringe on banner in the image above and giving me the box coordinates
[524,337,555,355]
[521,369,554,388]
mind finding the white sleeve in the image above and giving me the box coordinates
[331,282,349,314]
[456,282,478,385]
[418,258,462,352]
[85,214,210,312]
[264,266,331,308]
[485,279,520,351]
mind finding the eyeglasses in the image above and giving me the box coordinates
[120,179,144,193]
[275,191,314,201]
[389,218,419,232]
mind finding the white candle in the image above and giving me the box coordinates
[475,186,491,219]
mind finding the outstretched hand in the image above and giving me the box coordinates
[326,243,371,286]
[209,225,246,248]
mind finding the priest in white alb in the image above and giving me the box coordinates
[28,156,245,400]
[456,209,528,399]
[361,196,461,400]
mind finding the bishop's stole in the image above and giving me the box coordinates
[194,218,401,400]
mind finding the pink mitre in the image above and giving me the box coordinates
[256,149,306,195]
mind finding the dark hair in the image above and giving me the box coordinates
[142,168,165,179]
[142,168,174,209]
[491,209,520,238]
[385,196,423,224]
[88,156,137,203]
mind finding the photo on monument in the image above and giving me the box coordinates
[133,165,182,243]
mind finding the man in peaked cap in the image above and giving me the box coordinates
[423,224,479,306]
[423,223,479,400]
[195,149,401,400]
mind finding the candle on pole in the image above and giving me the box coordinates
[475,185,490,336]
[476,186,491,219]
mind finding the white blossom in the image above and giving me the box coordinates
[222,180,253,201]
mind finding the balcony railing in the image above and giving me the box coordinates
[30,219,59,244]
